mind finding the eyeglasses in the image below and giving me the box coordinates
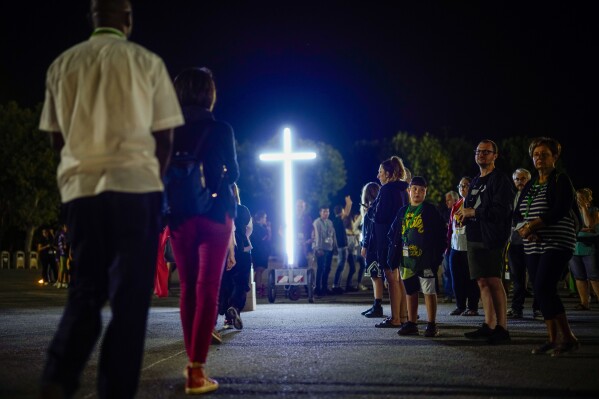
[474,149,495,156]
[457,184,470,189]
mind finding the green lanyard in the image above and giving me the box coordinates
[524,179,544,218]
[402,204,423,243]
[91,27,126,39]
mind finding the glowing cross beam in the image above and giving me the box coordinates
[259,128,316,266]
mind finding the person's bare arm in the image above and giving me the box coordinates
[343,195,353,216]
[152,129,174,178]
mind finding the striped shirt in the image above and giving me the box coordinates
[520,183,576,254]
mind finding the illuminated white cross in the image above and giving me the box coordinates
[259,128,316,266]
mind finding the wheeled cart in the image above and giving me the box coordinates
[267,267,315,303]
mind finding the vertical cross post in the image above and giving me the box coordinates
[259,128,316,266]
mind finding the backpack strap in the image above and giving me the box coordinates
[172,119,213,161]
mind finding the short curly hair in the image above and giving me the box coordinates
[528,137,561,159]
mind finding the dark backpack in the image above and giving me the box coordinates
[163,122,225,225]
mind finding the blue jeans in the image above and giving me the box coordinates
[442,253,454,297]
[316,250,333,292]
[356,254,367,285]
[333,247,348,286]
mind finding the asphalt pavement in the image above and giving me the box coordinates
[1,268,598,398]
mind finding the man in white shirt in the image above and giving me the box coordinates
[38,1,184,397]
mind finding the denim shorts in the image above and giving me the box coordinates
[569,254,599,281]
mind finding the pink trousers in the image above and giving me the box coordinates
[170,215,232,363]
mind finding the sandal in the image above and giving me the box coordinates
[461,309,479,316]
[375,318,402,328]
[573,303,590,311]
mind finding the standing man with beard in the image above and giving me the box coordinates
[456,140,514,344]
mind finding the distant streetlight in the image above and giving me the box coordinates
[259,127,316,265]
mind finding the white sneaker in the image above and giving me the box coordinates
[62,283,68,288]
[359,284,368,291]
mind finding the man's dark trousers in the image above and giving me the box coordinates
[41,191,161,398]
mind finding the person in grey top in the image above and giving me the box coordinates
[313,206,337,295]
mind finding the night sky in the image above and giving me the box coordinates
[1,1,597,201]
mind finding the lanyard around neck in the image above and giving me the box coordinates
[524,179,545,218]
[91,27,126,39]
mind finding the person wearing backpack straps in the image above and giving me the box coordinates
[515,137,579,356]
[168,67,239,394]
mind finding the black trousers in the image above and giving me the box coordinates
[508,243,538,311]
[41,191,161,398]
[526,249,572,319]
[220,251,252,313]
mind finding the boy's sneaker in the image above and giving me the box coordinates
[358,284,369,291]
[464,323,494,339]
[397,321,419,336]
[487,325,511,344]
[507,308,523,319]
[424,322,439,337]
[226,307,243,330]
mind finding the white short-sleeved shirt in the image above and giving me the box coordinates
[39,30,184,203]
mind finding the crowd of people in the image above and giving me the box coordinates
[34,1,596,397]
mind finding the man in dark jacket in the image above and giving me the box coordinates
[456,140,514,344]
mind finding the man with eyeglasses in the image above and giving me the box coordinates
[455,140,514,344]
[507,168,542,320]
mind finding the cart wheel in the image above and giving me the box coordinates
[307,268,315,303]
[267,269,276,303]
[288,286,300,301]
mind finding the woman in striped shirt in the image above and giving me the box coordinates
[515,137,579,356]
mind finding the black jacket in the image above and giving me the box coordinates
[172,106,239,223]
[466,169,514,249]
[388,201,446,271]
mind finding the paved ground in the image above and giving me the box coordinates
[1,268,598,398]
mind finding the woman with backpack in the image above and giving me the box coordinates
[168,67,239,394]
